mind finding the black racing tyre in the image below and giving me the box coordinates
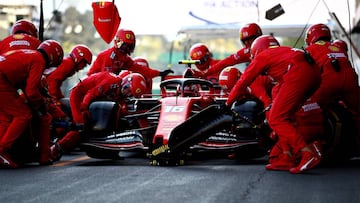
[321,104,357,165]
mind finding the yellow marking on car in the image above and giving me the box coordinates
[152,144,169,156]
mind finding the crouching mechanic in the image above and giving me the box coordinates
[0,19,42,143]
[50,72,147,161]
[304,23,360,156]
[225,35,323,174]
[219,66,273,109]
[0,19,41,53]
[0,40,64,168]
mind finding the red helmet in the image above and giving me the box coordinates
[332,39,348,52]
[11,19,38,38]
[189,43,211,71]
[239,23,262,47]
[121,73,147,98]
[37,40,64,67]
[219,66,241,91]
[118,70,131,78]
[305,23,331,45]
[70,44,92,65]
[133,57,153,94]
[183,84,200,97]
[114,29,136,55]
[133,57,149,67]
[250,35,279,59]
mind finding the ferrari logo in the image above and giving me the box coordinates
[125,33,132,39]
[135,88,142,94]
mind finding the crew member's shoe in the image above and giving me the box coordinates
[289,142,322,174]
[50,143,63,162]
[0,152,19,169]
[310,140,322,158]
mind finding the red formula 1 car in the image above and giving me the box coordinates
[59,76,356,166]
[8,75,355,167]
[76,77,271,163]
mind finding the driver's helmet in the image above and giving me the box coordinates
[183,84,200,97]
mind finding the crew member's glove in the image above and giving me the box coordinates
[159,69,174,77]
[220,103,241,123]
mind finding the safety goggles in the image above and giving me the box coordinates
[121,81,132,97]
[114,38,123,49]
[115,40,135,54]
[198,54,210,64]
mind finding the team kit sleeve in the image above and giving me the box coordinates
[226,55,267,106]
[129,59,161,79]
[25,61,47,110]
[206,48,251,76]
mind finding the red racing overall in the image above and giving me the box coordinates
[226,46,322,171]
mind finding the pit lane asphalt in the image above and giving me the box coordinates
[1,152,360,203]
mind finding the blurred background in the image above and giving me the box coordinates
[0,0,359,95]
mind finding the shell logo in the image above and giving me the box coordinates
[315,41,326,45]
[329,45,339,52]
[13,34,25,39]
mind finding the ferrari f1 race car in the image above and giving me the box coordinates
[73,75,356,166]
[76,77,270,163]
